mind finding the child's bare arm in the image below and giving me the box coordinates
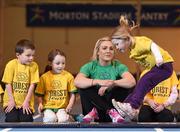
[22,83,36,114]
[5,84,15,113]
[66,93,76,113]
[37,96,43,114]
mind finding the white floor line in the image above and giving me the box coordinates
[154,128,164,132]
[1,128,12,132]
[33,114,42,119]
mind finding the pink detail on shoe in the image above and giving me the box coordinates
[83,116,94,123]
[108,108,124,123]
[112,99,137,120]
[83,107,99,123]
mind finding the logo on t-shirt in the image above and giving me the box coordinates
[51,80,62,89]
[48,80,67,100]
[16,72,29,82]
[99,72,111,79]
[151,86,169,97]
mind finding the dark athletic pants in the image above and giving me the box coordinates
[5,107,33,122]
[79,86,131,122]
[138,105,174,122]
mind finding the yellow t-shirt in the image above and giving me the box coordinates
[35,70,77,109]
[129,36,174,69]
[141,70,179,108]
[0,85,4,94]
[2,59,39,112]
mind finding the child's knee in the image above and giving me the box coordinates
[43,109,57,123]
[57,109,69,123]
[43,117,57,123]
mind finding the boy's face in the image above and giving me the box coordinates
[51,54,66,74]
[16,48,35,65]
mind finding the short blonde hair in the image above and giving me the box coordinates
[92,36,113,60]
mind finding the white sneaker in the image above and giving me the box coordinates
[112,99,137,120]
[112,99,126,117]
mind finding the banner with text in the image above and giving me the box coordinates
[26,4,180,27]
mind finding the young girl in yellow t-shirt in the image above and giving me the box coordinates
[35,49,77,123]
[111,16,174,121]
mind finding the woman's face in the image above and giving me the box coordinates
[97,41,115,63]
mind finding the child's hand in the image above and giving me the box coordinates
[66,107,72,114]
[5,99,16,113]
[148,100,158,110]
[156,59,164,67]
[154,104,164,113]
[21,101,32,115]
[38,103,43,114]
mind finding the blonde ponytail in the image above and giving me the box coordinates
[111,15,139,39]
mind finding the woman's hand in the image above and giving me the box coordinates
[98,86,109,96]
[96,80,115,87]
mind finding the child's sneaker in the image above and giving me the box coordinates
[83,107,99,123]
[74,114,84,122]
[112,99,138,120]
[108,108,124,123]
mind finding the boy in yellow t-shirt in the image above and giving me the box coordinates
[35,49,77,123]
[138,70,179,122]
[2,39,39,122]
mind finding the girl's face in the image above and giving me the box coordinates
[111,37,130,53]
[16,48,35,65]
[51,54,66,74]
[97,41,115,64]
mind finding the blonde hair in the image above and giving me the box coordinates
[111,15,139,39]
[91,36,112,60]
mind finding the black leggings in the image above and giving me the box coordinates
[138,105,174,122]
[5,107,33,122]
[79,86,131,122]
